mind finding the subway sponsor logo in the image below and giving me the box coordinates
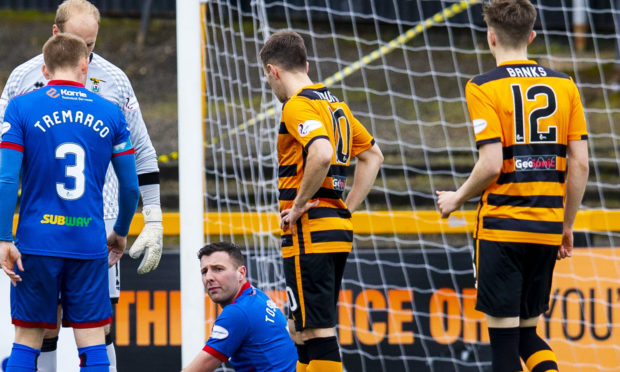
[40,214,92,227]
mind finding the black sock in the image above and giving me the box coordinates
[305,336,341,363]
[519,327,558,372]
[488,327,521,372]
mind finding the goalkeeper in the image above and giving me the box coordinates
[0,1,163,370]
[436,0,589,371]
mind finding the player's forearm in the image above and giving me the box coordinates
[563,140,589,230]
[0,148,22,241]
[294,140,333,208]
[345,144,383,213]
[112,155,140,236]
[454,142,502,206]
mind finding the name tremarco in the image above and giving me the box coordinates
[34,109,110,138]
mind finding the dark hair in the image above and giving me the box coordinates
[197,241,245,267]
[42,33,89,74]
[259,30,307,71]
[483,0,537,49]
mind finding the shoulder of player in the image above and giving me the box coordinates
[4,54,45,94]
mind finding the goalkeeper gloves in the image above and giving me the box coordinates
[129,205,163,274]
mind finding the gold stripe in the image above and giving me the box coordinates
[31,209,614,236]
[295,255,306,328]
[525,350,558,371]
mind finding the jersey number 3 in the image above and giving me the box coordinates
[511,84,558,143]
[56,143,86,200]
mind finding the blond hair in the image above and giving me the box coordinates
[43,33,89,74]
[55,0,100,32]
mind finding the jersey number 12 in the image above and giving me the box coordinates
[511,83,558,143]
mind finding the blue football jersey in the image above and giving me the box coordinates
[204,283,297,372]
[1,81,133,259]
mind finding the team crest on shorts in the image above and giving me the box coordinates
[90,77,106,93]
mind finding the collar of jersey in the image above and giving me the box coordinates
[498,60,537,66]
[294,82,325,97]
[231,281,253,304]
[48,80,85,88]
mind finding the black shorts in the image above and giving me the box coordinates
[283,252,349,331]
[475,239,558,318]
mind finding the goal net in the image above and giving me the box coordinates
[192,0,620,370]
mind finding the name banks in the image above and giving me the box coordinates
[33,109,110,138]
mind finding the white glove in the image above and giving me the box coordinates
[129,205,163,274]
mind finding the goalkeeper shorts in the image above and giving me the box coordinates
[474,239,558,319]
[284,252,348,331]
[10,254,112,329]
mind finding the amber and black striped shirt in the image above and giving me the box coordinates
[277,83,374,257]
[466,60,588,246]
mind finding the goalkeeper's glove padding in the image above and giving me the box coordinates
[129,205,163,274]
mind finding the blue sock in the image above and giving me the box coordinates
[6,343,40,372]
[78,344,109,372]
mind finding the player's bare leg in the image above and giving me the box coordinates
[73,327,109,372]
[288,319,308,372]
[299,327,342,372]
[38,305,61,372]
[6,326,44,372]
[519,316,558,371]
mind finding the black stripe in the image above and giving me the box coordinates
[503,143,566,159]
[580,134,588,140]
[297,87,339,102]
[328,165,348,178]
[279,122,288,134]
[370,138,375,146]
[308,207,351,219]
[496,170,565,184]
[476,137,501,148]
[279,187,343,201]
[304,135,330,152]
[281,234,293,247]
[313,187,343,200]
[310,229,354,243]
[296,220,305,254]
[137,171,160,186]
[483,217,563,234]
[487,194,564,208]
[471,65,570,86]
[531,361,560,372]
[279,188,297,201]
[279,165,297,178]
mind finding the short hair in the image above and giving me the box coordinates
[259,30,307,71]
[197,241,245,267]
[483,0,537,49]
[42,33,89,74]
[55,0,101,32]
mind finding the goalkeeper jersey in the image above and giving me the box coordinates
[466,60,588,246]
[1,81,134,259]
[0,52,158,219]
[203,282,297,372]
[277,83,374,257]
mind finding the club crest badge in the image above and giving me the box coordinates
[90,77,106,93]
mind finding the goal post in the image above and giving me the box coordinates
[176,0,205,367]
[183,0,620,370]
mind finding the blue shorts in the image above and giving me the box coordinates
[10,254,112,329]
